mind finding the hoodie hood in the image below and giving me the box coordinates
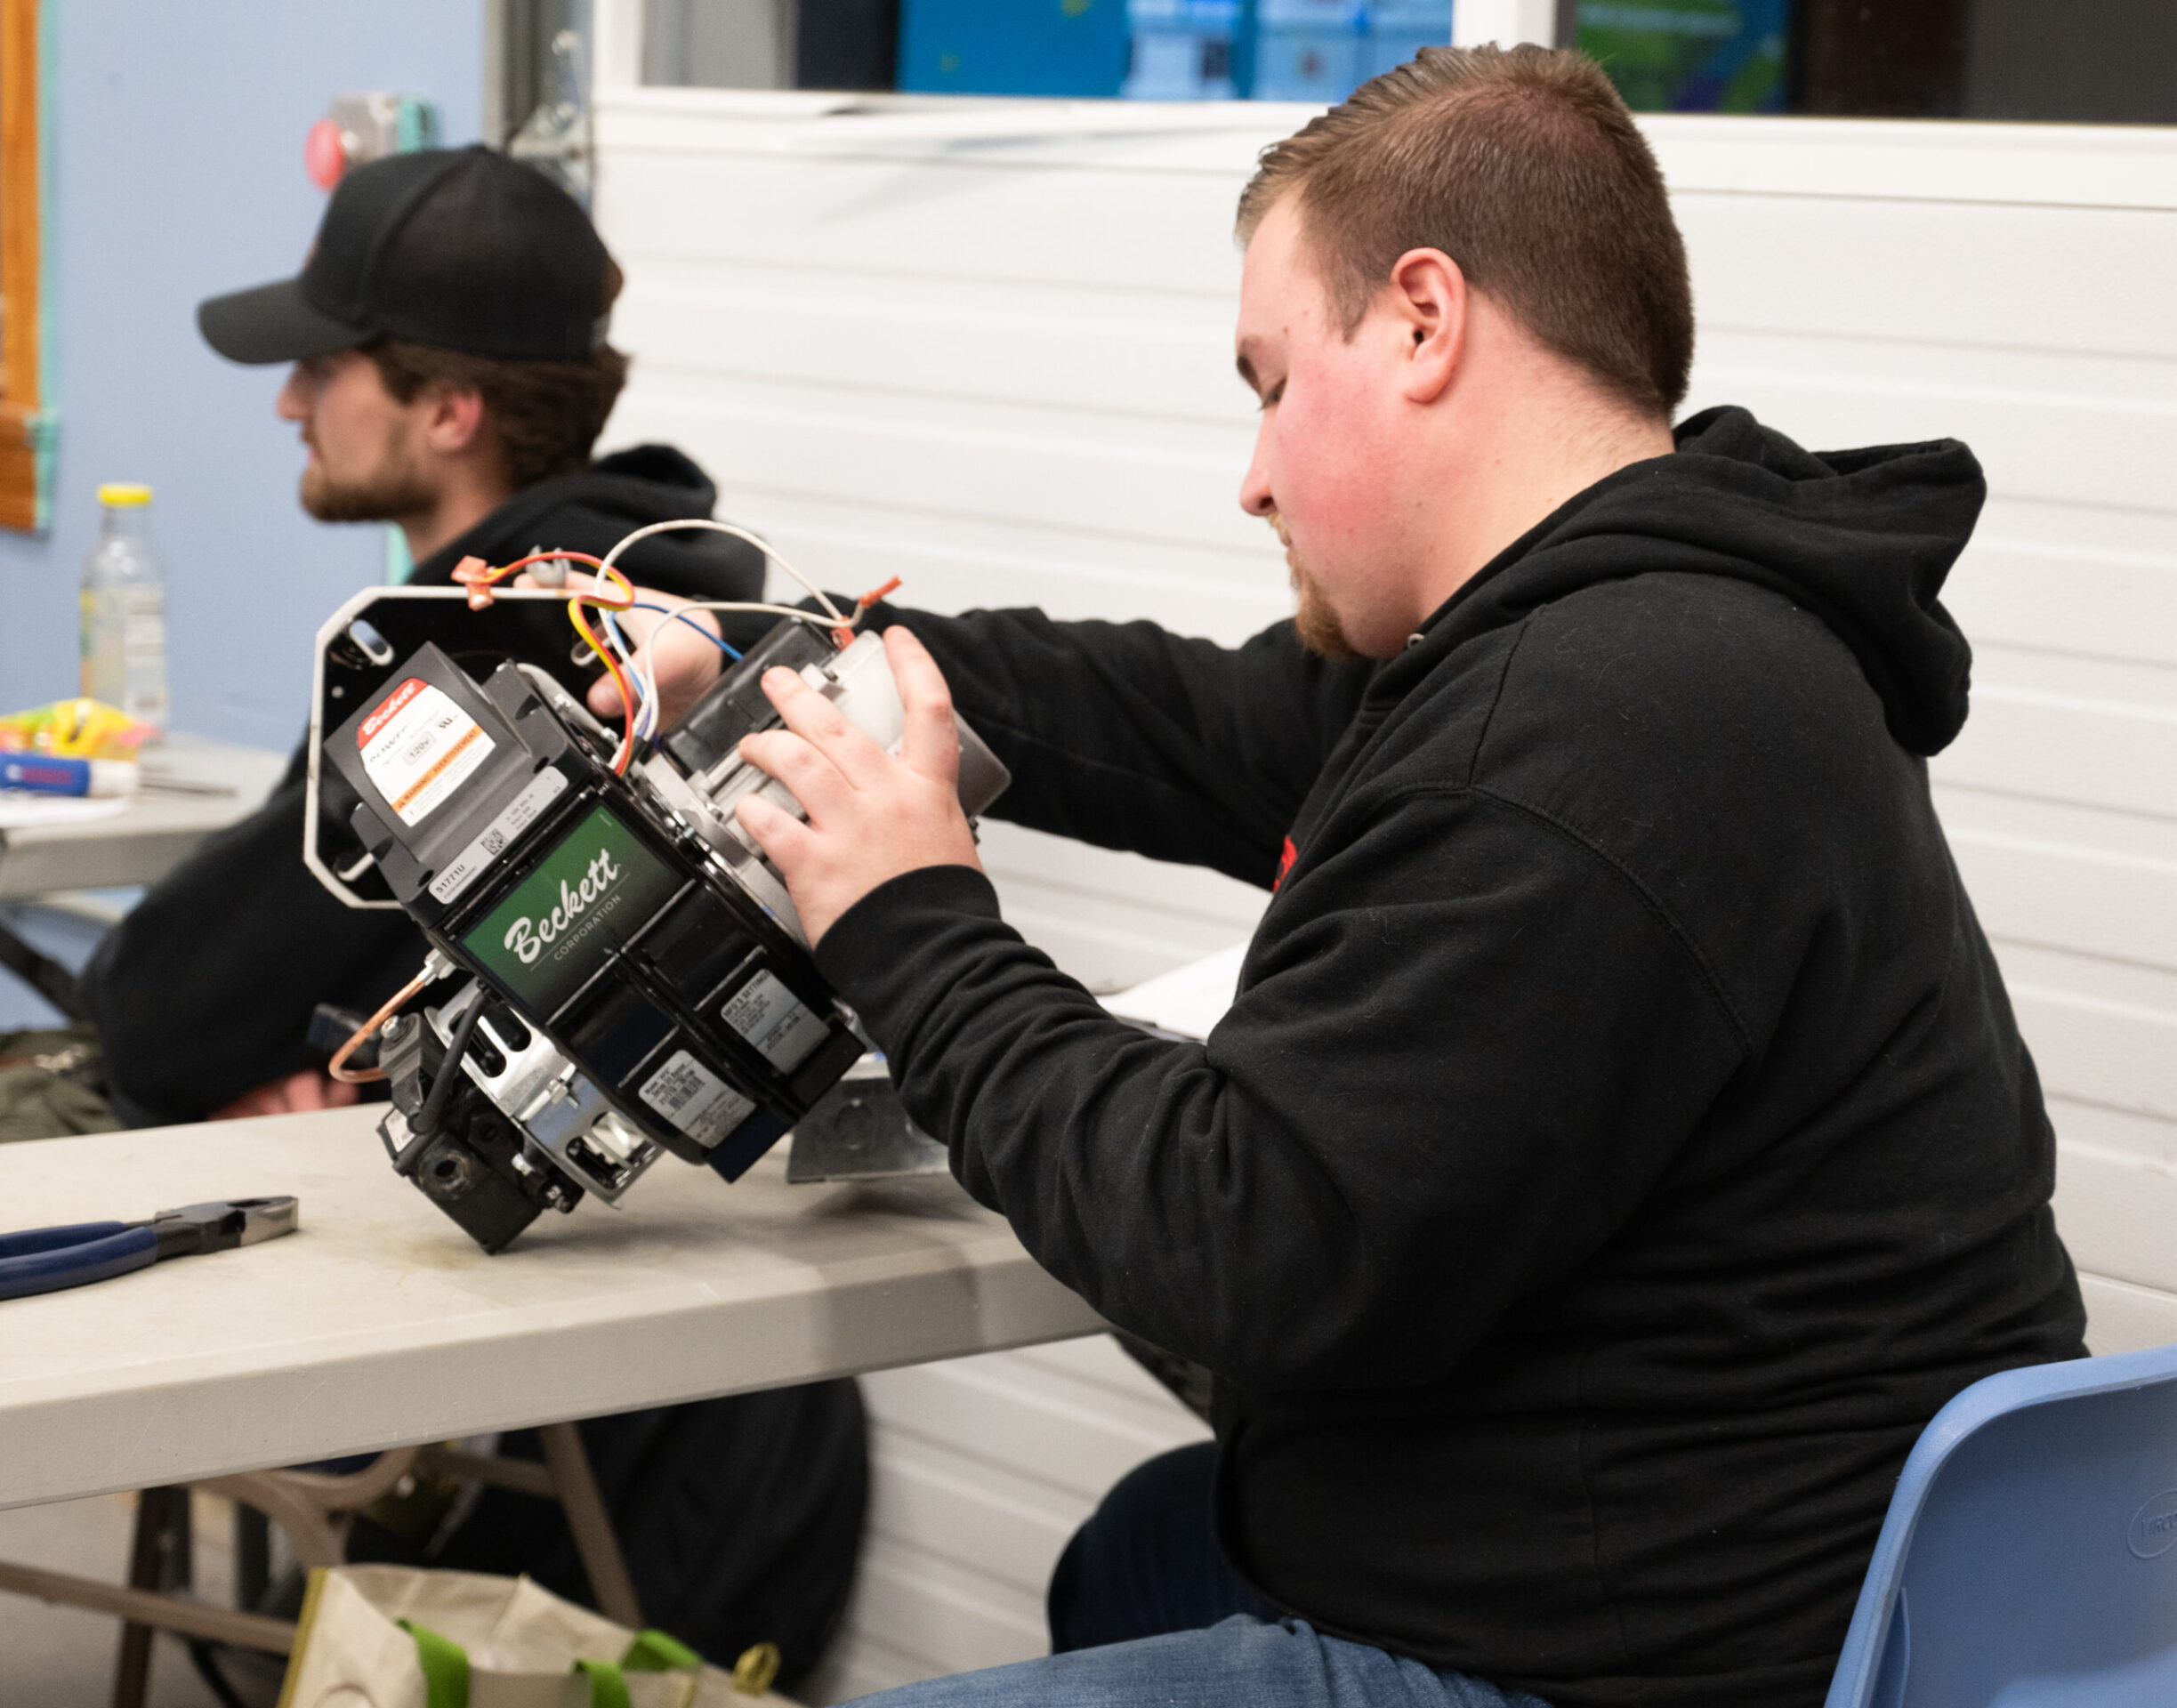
[1413,406,1983,756]
[411,442,767,601]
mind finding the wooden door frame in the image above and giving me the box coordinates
[0,0,51,534]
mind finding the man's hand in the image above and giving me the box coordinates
[510,571,729,728]
[734,627,981,947]
[210,1068,361,1123]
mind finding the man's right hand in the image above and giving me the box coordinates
[512,570,730,727]
[209,1068,361,1123]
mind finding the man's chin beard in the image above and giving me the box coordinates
[299,463,435,526]
[1288,558,1359,663]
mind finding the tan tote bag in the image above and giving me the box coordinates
[277,1564,794,1708]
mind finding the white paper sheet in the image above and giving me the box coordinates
[0,793,131,832]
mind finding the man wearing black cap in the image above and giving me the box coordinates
[78,152,868,1684]
[84,145,769,1125]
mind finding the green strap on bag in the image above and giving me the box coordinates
[399,1619,705,1708]
[575,1657,634,1708]
[624,1629,705,1672]
[399,1620,472,1708]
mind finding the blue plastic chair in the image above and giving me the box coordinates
[1826,1340,2177,1707]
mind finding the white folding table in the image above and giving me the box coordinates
[0,733,289,902]
[0,1106,1104,1511]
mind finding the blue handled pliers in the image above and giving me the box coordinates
[0,1196,299,1302]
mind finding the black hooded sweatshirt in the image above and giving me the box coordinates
[83,446,764,1124]
[811,408,2086,1707]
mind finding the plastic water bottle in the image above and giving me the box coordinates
[80,483,168,735]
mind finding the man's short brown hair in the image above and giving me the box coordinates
[1238,44,1693,419]
[365,259,633,490]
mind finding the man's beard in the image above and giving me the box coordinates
[1270,512,1358,662]
[299,429,435,524]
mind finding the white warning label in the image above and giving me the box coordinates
[637,1049,755,1148]
[721,970,830,1071]
[358,677,495,826]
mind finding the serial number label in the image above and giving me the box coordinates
[637,1049,755,1148]
[721,970,831,1071]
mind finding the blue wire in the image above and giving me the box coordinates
[599,608,656,742]
[631,601,743,661]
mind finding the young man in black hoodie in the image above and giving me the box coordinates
[77,150,866,1681]
[82,147,768,1127]
[617,44,2085,1708]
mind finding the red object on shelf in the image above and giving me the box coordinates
[305,118,348,190]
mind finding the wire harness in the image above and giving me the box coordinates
[446,520,898,777]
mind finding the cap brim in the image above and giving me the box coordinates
[198,277,372,366]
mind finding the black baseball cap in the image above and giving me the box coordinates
[198,146,611,366]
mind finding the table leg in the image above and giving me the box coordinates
[111,1486,181,1708]
[234,1503,270,1612]
[536,1422,642,1629]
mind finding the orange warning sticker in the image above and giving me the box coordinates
[358,677,496,826]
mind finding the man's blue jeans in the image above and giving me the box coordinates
[843,1445,1552,1708]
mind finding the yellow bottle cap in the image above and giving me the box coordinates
[97,483,152,507]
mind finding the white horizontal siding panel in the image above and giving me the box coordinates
[860,1355,1205,1507]
[1944,823,2177,972]
[1005,1328,1213,1400]
[801,1637,931,1705]
[2078,1273,2177,1358]
[706,495,1291,642]
[1674,196,2177,356]
[612,391,1262,555]
[1945,528,2177,669]
[1934,786,2177,868]
[1640,114,2177,211]
[1995,942,2177,1123]
[595,152,1250,297]
[2054,1140,2177,1299]
[843,1535,1050,1676]
[1682,352,2177,518]
[2047,1096,2177,1173]
[1934,647,2177,821]
[617,286,1243,425]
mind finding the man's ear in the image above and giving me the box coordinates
[1387,246,1466,407]
[417,384,490,457]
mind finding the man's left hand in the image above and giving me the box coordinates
[209,1068,362,1123]
[734,626,982,947]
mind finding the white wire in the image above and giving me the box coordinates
[595,518,848,625]
[597,606,656,756]
[600,600,676,746]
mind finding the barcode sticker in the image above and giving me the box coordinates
[429,768,569,904]
[721,970,831,1071]
[637,1049,755,1148]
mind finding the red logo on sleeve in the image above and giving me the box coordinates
[1274,834,1298,891]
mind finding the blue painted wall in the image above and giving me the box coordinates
[0,0,482,751]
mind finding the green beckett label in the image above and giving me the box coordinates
[463,804,681,1013]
